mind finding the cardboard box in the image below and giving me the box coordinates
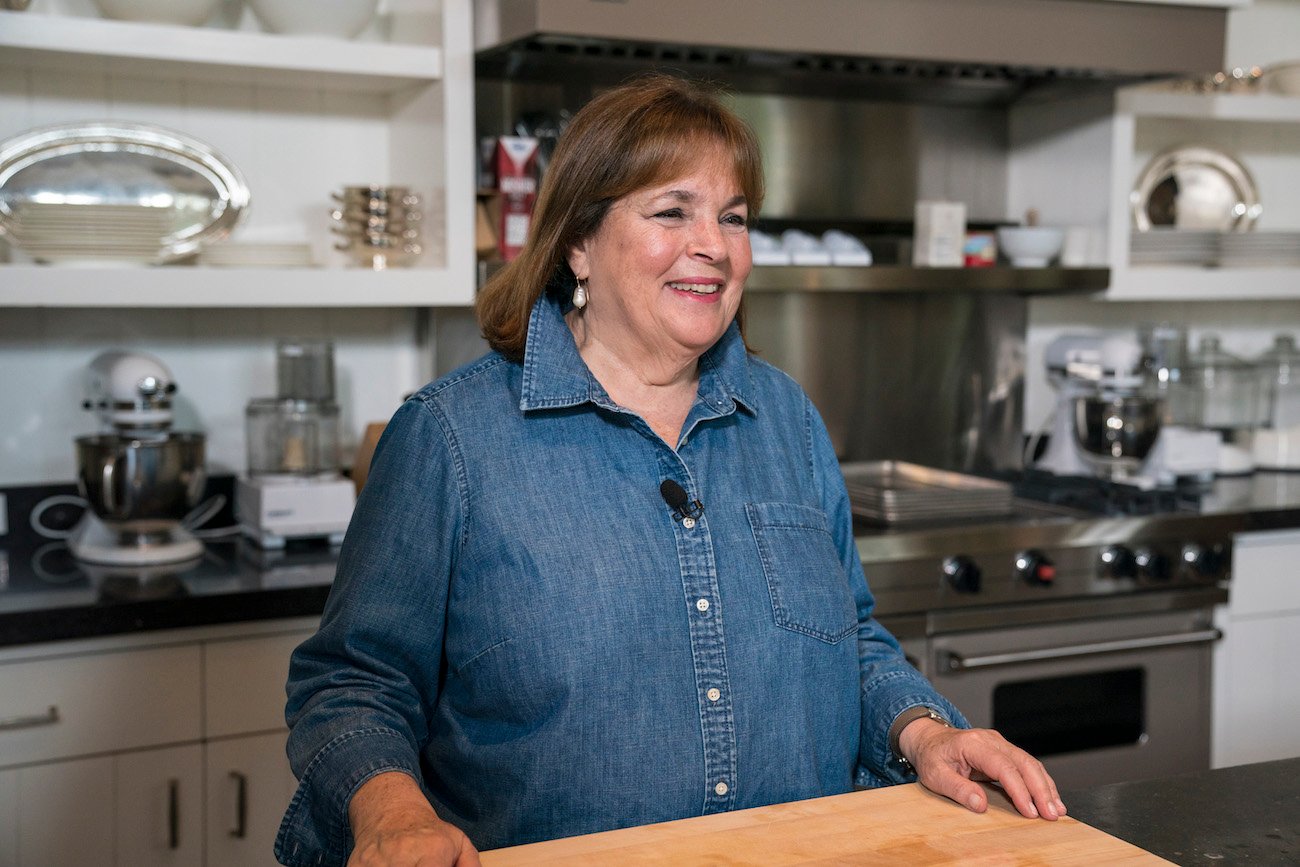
[913,201,967,267]
[493,136,540,261]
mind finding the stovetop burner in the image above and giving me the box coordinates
[1008,470,1204,517]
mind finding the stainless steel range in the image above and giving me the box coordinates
[859,470,1241,789]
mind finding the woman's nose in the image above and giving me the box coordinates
[688,218,726,261]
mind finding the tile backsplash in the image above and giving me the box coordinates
[0,307,428,486]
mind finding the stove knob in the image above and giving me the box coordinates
[1099,545,1137,580]
[942,555,982,594]
[1181,544,1225,580]
[1135,547,1170,582]
[1015,549,1056,586]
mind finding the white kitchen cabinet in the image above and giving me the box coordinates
[0,746,203,867]
[0,1,475,308]
[206,732,299,867]
[0,618,317,866]
[1212,527,1300,768]
[1009,85,1300,301]
[114,745,205,867]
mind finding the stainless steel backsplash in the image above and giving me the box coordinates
[745,292,1026,473]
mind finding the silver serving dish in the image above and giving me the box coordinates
[1130,145,1261,233]
[0,121,249,264]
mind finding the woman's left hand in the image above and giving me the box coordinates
[898,719,1067,821]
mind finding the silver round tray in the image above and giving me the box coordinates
[1130,145,1261,233]
[0,121,250,264]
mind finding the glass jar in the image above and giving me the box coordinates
[1254,334,1300,430]
[1185,335,1261,430]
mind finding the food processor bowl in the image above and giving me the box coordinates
[1073,395,1164,478]
[75,432,207,535]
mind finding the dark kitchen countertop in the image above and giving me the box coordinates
[2,471,1299,650]
[0,535,335,648]
[1063,758,1300,865]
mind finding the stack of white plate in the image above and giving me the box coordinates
[7,202,185,265]
[1129,229,1219,266]
[200,241,314,268]
[1218,232,1300,268]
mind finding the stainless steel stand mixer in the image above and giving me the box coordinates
[69,351,207,566]
[1036,334,1165,483]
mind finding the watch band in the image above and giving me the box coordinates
[890,706,950,773]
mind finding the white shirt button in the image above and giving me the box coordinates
[707,688,721,702]
[682,516,696,529]
[714,781,729,796]
[695,598,710,612]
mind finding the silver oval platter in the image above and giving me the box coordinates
[0,122,250,265]
[1130,145,1261,233]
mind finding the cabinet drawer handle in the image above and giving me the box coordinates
[0,705,60,731]
[168,778,180,850]
[229,771,248,839]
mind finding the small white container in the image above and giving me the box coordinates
[92,0,221,26]
[247,0,380,38]
[913,201,966,267]
[997,226,1065,267]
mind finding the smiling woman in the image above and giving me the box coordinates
[276,74,1064,867]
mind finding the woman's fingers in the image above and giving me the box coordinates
[909,727,1066,821]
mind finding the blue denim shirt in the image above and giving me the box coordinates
[275,293,966,866]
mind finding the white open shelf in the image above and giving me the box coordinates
[0,264,474,307]
[1106,267,1300,300]
[0,10,443,92]
[1118,88,1300,124]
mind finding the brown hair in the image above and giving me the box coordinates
[476,74,765,360]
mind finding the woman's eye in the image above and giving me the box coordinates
[655,208,686,220]
[722,213,748,230]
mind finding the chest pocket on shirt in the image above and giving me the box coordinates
[745,502,858,645]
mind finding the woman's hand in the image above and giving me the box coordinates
[898,719,1066,821]
[348,772,481,867]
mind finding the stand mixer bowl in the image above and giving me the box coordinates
[1073,395,1163,478]
[75,433,206,537]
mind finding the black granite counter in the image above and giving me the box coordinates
[1064,758,1300,865]
[0,535,334,647]
[0,478,336,647]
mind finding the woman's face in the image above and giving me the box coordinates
[566,145,752,363]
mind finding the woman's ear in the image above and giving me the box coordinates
[566,241,589,282]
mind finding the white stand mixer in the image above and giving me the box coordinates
[69,351,207,566]
[1037,334,1150,479]
[1036,334,1219,486]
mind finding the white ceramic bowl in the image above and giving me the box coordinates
[996,226,1065,267]
[247,0,380,38]
[92,0,221,26]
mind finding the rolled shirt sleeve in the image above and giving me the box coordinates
[276,397,465,867]
[802,396,969,788]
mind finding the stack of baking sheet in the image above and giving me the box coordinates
[841,461,1013,524]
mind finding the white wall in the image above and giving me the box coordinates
[0,308,426,485]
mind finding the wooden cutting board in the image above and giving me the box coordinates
[480,783,1172,866]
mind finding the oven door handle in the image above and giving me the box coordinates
[941,628,1222,671]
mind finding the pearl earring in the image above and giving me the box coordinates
[573,278,588,309]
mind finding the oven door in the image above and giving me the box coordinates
[929,607,1220,789]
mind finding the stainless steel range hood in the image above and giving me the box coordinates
[474,0,1228,102]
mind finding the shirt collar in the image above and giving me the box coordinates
[518,292,758,416]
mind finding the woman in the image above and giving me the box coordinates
[276,75,1063,867]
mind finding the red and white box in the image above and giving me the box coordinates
[493,136,540,260]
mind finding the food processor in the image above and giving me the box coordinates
[1036,333,1166,484]
[69,350,207,566]
[235,340,355,548]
